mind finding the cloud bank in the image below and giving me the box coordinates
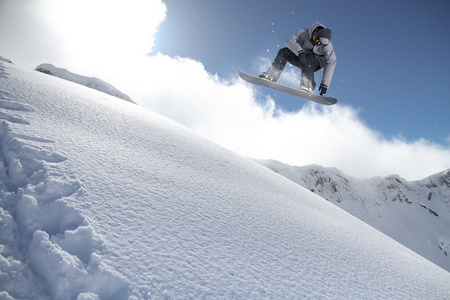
[127,53,450,180]
[0,0,449,180]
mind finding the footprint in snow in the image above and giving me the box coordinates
[0,87,129,299]
[0,99,34,112]
[0,95,34,124]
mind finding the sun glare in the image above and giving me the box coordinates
[42,0,166,70]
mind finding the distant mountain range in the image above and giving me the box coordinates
[256,159,450,272]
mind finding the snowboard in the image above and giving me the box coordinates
[236,69,337,105]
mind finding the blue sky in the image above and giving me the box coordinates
[0,0,449,179]
[154,0,450,144]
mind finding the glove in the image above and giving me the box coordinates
[313,45,324,55]
[319,84,328,96]
[297,50,306,56]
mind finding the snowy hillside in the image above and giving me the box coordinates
[256,159,450,272]
[35,63,135,103]
[1,61,449,299]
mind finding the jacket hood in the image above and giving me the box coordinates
[308,22,326,37]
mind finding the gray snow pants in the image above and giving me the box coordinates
[266,47,322,90]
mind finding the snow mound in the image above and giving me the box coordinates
[35,63,135,104]
[0,61,449,299]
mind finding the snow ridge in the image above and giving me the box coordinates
[256,159,450,272]
[35,63,135,104]
[0,64,128,299]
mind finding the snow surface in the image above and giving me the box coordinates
[255,160,450,272]
[35,63,135,104]
[0,61,449,299]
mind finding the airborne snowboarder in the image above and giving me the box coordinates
[259,22,337,96]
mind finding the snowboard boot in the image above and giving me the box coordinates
[300,86,313,93]
[259,72,275,82]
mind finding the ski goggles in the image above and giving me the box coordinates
[314,37,329,46]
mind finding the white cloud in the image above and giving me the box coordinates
[126,53,450,181]
[41,0,166,72]
[0,0,61,68]
[0,0,167,75]
[1,0,449,181]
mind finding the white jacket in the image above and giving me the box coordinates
[285,22,337,88]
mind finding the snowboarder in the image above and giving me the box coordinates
[259,22,336,96]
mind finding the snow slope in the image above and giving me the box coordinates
[35,63,135,104]
[255,160,450,273]
[0,61,449,299]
